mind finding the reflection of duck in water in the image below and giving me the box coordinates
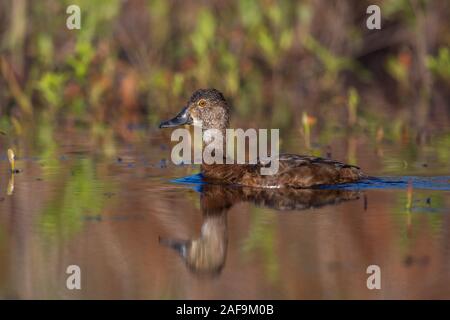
[160,184,361,276]
[160,88,367,188]
[160,212,227,276]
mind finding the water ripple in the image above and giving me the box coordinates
[319,176,450,191]
[171,174,450,191]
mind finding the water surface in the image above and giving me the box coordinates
[0,128,449,299]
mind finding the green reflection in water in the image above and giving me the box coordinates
[38,158,108,242]
[393,188,445,252]
[242,207,279,284]
[36,117,59,174]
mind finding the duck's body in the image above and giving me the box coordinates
[160,88,366,188]
[202,154,364,188]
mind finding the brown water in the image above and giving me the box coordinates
[0,127,449,299]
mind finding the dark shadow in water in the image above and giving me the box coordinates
[159,177,361,277]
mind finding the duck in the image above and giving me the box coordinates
[159,88,366,188]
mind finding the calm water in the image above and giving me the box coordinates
[0,128,449,299]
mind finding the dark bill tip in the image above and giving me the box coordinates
[159,106,192,129]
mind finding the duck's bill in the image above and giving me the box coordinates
[159,106,193,128]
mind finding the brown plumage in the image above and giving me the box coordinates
[160,88,366,188]
[202,154,364,188]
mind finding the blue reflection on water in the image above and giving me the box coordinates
[171,173,205,192]
[318,176,450,191]
[171,173,205,185]
[171,174,450,191]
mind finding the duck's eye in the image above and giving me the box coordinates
[198,99,206,107]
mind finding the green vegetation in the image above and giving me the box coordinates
[0,1,448,144]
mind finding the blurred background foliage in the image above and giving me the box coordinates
[0,0,449,150]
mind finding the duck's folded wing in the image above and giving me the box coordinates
[258,154,365,188]
[276,153,360,170]
[202,154,365,188]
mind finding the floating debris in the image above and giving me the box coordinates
[83,214,103,222]
[7,175,14,196]
[406,180,413,212]
[159,159,167,168]
[7,149,21,173]
[403,255,430,267]
[7,149,15,172]
[301,112,316,150]
[403,255,414,267]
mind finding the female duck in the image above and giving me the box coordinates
[160,89,366,188]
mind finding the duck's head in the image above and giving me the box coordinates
[159,88,230,130]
